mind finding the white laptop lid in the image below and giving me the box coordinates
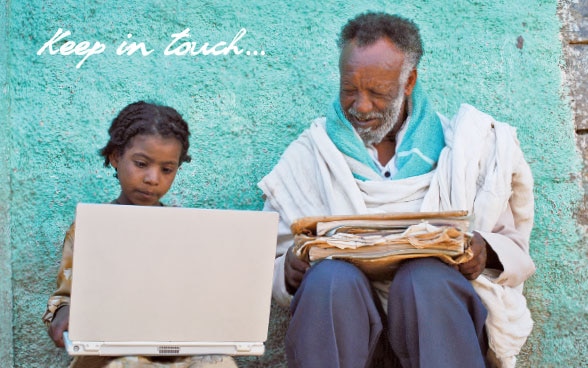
[66,203,278,356]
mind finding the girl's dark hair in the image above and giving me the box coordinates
[100,101,191,167]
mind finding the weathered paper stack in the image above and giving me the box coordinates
[292,211,474,280]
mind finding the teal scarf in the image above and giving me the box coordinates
[325,81,445,181]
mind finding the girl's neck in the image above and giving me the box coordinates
[113,196,163,206]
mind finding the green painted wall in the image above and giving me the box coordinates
[2,0,586,367]
[1,0,14,365]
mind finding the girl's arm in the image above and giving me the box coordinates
[42,223,75,346]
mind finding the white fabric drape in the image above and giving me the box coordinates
[258,104,535,367]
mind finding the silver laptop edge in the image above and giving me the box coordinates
[64,332,265,356]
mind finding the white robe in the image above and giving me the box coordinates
[259,104,536,367]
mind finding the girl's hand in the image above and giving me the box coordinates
[48,305,70,347]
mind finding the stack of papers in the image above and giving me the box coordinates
[292,211,474,280]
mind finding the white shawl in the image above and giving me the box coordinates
[422,104,535,367]
[259,104,535,367]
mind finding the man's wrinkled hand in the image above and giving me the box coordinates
[48,305,70,348]
[458,232,487,280]
[284,245,310,294]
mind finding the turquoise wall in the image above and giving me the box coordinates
[2,0,586,367]
[1,0,14,365]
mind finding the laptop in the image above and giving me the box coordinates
[64,203,279,356]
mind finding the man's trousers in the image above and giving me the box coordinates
[285,258,488,368]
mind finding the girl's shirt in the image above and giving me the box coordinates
[42,223,75,327]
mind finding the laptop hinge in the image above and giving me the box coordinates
[236,344,253,353]
[63,332,101,354]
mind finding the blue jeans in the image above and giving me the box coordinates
[286,258,488,368]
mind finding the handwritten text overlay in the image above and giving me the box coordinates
[37,28,265,69]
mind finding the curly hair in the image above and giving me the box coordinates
[100,101,192,167]
[338,12,423,68]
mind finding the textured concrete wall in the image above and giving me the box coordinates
[2,0,587,367]
[1,0,14,365]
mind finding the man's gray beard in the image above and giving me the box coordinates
[349,90,406,145]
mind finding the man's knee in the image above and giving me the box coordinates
[297,259,371,301]
[390,258,471,296]
[304,259,367,285]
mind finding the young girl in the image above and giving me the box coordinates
[42,101,236,368]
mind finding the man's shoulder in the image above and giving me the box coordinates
[443,104,518,135]
[451,104,514,127]
[310,116,327,127]
[273,116,330,164]
[288,116,328,144]
[292,116,327,138]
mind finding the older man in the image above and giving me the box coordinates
[259,12,535,368]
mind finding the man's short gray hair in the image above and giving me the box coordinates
[338,12,424,69]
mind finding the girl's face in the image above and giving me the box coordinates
[109,134,183,206]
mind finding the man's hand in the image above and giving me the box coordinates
[284,245,310,294]
[47,305,70,347]
[458,232,487,280]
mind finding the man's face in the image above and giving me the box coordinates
[339,38,415,145]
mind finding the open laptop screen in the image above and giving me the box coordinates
[66,203,278,356]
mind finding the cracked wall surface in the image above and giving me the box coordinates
[561,1,588,224]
